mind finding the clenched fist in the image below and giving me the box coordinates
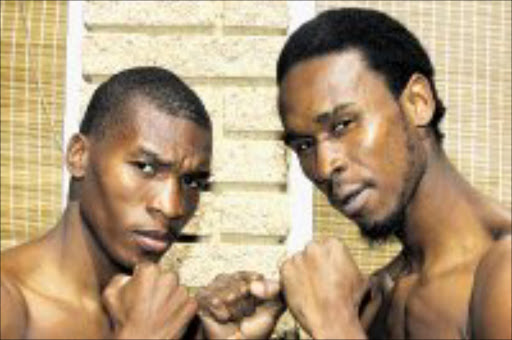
[196,271,285,339]
[102,262,197,339]
[280,238,367,339]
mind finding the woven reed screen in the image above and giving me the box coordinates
[0,1,510,275]
[313,1,512,274]
[0,1,67,250]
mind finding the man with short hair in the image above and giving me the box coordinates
[1,66,216,339]
[199,8,511,339]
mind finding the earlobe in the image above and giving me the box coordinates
[399,73,435,127]
[66,133,89,178]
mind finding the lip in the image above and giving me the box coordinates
[335,185,370,217]
[132,229,176,253]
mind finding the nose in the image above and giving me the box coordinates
[315,139,346,183]
[148,178,185,221]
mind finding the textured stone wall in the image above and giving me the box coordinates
[81,1,290,287]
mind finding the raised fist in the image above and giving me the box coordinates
[197,271,285,339]
[102,262,197,339]
[280,238,367,339]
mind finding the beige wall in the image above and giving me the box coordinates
[2,0,510,290]
[1,1,510,337]
[81,1,291,287]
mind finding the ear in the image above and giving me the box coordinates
[398,73,435,127]
[66,133,90,178]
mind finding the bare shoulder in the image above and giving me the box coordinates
[0,242,42,339]
[1,269,29,339]
[469,235,511,339]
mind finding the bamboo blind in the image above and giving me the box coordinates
[0,1,510,276]
[314,1,512,274]
[0,1,67,250]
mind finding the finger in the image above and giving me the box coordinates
[131,262,159,296]
[133,261,160,280]
[249,279,281,300]
[172,297,198,324]
[167,285,191,314]
[102,274,131,321]
[237,271,264,282]
[102,274,131,302]
[199,311,238,339]
[107,274,131,291]
[239,301,285,339]
[203,295,232,323]
[167,298,199,339]
[158,271,180,299]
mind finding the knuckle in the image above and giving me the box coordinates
[136,262,154,275]
[186,297,198,311]
[292,252,303,264]
[327,236,341,248]
[280,259,292,277]
[102,286,114,302]
[161,271,179,287]
[175,285,188,298]
[305,241,319,255]
[214,273,230,282]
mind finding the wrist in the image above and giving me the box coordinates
[312,324,366,339]
[311,309,366,340]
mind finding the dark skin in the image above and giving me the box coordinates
[199,50,511,339]
[0,95,216,339]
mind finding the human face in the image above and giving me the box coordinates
[279,50,425,239]
[79,96,212,268]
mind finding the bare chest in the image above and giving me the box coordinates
[386,269,475,339]
[22,289,112,339]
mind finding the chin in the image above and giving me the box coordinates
[355,207,405,243]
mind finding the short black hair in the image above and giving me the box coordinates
[277,8,445,142]
[80,66,211,138]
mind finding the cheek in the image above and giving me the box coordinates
[358,118,410,195]
[98,166,145,222]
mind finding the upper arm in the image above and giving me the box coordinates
[470,236,511,339]
[1,275,28,339]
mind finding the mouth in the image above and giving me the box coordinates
[333,185,370,217]
[132,229,177,254]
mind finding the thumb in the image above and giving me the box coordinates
[102,274,131,304]
[239,299,285,339]
[102,274,131,326]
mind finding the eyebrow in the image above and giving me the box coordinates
[132,146,211,172]
[282,102,356,145]
[133,146,173,166]
[186,170,211,179]
[315,102,355,125]
[281,132,311,146]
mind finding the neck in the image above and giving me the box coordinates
[45,201,125,298]
[399,147,493,273]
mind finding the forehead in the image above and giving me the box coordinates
[102,96,212,161]
[279,50,388,130]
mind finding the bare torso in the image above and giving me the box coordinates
[387,262,476,339]
[368,233,510,339]
[1,236,113,339]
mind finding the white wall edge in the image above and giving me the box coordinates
[61,0,84,208]
[285,1,316,256]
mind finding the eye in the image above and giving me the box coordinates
[134,162,156,176]
[182,175,210,191]
[291,138,315,154]
[332,119,353,136]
